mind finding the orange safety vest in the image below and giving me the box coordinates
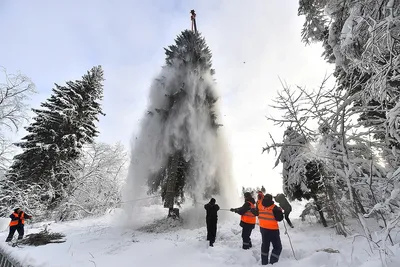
[241,201,256,225]
[256,193,264,208]
[9,212,24,227]
[258,204,279,230]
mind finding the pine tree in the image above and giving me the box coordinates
[7,66,104,207]
[279,126,333,227]
[145,30,221,214]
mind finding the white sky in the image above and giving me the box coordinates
[0,0,333,194]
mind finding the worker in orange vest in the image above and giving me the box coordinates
[256,194,284,265]
[256,190,264,209]
[5,208,32,242]
[230,192,257,249]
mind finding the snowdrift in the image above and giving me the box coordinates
[0,202,399,267]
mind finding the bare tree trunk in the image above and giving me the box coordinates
[164,153,180,218]
[314,195,328,227]
[352,187,366,214]
[324,178,348,236]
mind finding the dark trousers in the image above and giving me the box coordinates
[206,220,217,245]
[241,224,254,249]
[284,211,294,227]
[260,228,282,265]
[5,226,24,242]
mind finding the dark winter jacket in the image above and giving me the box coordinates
[274,194,292,213]
[254,197,284,222]
[233,197,257,228]
[204,202,220,222]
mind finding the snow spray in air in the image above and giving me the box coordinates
[122,30,238,228]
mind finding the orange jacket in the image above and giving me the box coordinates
[258,204,279,230]
[241,201,256,225]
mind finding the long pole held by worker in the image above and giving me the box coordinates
[190,9,198,34]
[283,220,298,260]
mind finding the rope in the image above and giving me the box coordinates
[119,195,161,204]
[188,196,232,211]
[283,220,298,260]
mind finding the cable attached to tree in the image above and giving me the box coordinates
[188,196,232,210]
[190,9,198,34]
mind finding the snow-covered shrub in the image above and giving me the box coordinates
[366,166,400,248]
[0,180,47,219]
[53,142,128,221]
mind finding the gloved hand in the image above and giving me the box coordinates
[230,208,236,212]
[250,208,258,216]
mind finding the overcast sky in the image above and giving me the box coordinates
[0,0,333,194]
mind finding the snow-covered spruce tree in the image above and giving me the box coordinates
[147,30,221,215]
[7,66,104,210]
[270,126,332,228]
[125,29,235,219]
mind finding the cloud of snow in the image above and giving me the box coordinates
[122,58,239,227]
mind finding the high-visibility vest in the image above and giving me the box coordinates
[241,201,256,224]
[258,204,279,230]
[256,197,263,208]
[9,212,25,226]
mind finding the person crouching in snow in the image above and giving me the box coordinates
[5,208,32,242]
[230,192,257,249]
[256,194,284,265]
[204,198,220,247]
[274,193,294,228]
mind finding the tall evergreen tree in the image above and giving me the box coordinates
[144,30,221,214]
[7,66,104,207]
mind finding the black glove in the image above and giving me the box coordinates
[230,208,235,212]
[250,208,258,216]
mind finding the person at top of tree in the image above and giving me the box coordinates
[204,198,220,247]
[5,208,32,242]
[230,192,257,249]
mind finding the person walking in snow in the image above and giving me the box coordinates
[5,208,32,242]
[255,194,284,265]
[274,193,294,228]
[230,192,257,249]
[204,198,220,247]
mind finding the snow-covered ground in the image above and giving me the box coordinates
[0,202,399,267]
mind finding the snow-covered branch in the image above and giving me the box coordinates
[53,142,128,221]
